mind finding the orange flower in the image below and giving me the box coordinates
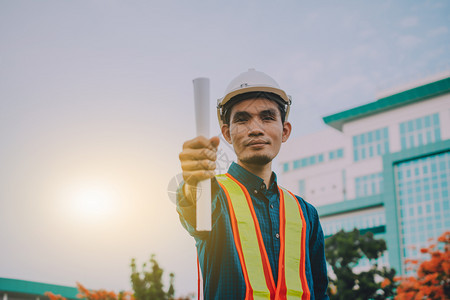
[381,278,391,288]
[45,292,67,300]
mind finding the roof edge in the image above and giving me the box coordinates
[323,76,450,131]
[0,278,79,299]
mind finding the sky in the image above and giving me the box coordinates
[0,0,449,297]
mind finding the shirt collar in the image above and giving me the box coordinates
[227,162,278,192]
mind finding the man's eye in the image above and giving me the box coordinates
[235,118,247,123]
[263,116,275,120]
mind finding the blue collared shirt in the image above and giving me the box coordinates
[177,162,329,299]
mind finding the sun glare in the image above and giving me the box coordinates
[70,185,119,219]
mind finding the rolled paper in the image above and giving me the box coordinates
[193,78,211,231]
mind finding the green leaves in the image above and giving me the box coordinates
[130,255,175,300]
[325,229,396,300]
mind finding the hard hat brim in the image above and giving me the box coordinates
[217,86,291,127]
[219,85,290,108]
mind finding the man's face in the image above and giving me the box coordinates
[221,98,291,167]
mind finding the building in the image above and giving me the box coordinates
[0,278,78,300]
[279,73,450,274]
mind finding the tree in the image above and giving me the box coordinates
[130,255,175,300]
[394,231,450,300]
[325,228,396,300]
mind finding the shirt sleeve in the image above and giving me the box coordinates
[176,177,223,241]
[308,203,330,299]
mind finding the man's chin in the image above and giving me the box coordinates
[241,155,273,165]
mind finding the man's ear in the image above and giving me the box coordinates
[282,121,292,143]
[221,124,232,144]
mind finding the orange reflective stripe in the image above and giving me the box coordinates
[275,188,287,300]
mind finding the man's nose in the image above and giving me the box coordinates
[247,119,264,136]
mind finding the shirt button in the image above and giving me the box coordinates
[254,190,258,194]
[276,233,280,239]
[270,204,274,209]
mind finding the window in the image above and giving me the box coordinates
[283,162,289,173]
[395,151,450,274]
[329,148,344,160]
[353,128,389,162]
[399,113,441,150]
[318,154,324,163]
[291,153,325,170]
[355,172,384,197]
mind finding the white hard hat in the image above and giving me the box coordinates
[217,68,291,126]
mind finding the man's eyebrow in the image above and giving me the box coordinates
[260,109,277,117]
[232,111,251,121]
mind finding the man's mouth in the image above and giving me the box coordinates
[246,139,269,147]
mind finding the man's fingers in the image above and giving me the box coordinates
[183,136,220,150]
[183,136,211,150]
[183,170,216,185]
[179,136,220,186]
[179,148,217,161]
[182,160,216,171]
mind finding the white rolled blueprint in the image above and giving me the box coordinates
[193,77,211,231]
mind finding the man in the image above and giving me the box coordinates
[177,69,329,299]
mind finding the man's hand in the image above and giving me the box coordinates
[179,136,220,203]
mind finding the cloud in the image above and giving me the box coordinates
[399,16,419,28]
[428,26,448,37]
[397,35,422,48]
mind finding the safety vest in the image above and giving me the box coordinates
[216,173,311,300]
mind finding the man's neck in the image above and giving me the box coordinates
[237,160,273,189]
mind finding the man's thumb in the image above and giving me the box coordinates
[210,136,220,148]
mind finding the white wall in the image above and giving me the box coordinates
[279,128,348,206]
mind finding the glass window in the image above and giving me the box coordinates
[355,172,383,198]
[395,151,449,274]
[424,115,431,127]
[416,118,422,130]
[301,158,308,167]
[376,129,381,140]
[432,113,439,125]
[353,127,389,162]
[329,151,335,160]
[318,154,324,163]
[407,120,414,132]
[400,113,441,150]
